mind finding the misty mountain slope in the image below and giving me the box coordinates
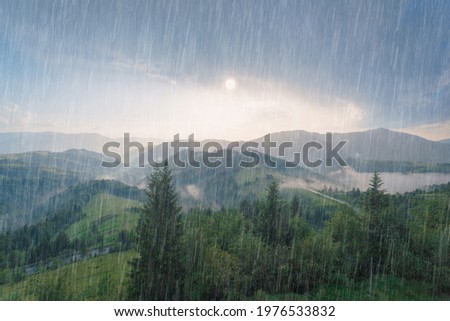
[0,149,108,180]
[0,149,127,229]
[440,139,450,144]
[165,149,334,209]
[0,175,144,231]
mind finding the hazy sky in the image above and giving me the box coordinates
[0,0,448,140]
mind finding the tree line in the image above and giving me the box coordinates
[128,168,450,300]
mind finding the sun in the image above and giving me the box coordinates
[225,78,236,90]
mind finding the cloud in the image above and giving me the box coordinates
[0,103,38,130]
[146,73,177,86]
[135,77,367,140]
[110,58,178,85]
[28,72,367,140]
[335,98,364,121]
[110,58,148,73]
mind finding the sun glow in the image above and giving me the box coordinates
[225,78,236,90]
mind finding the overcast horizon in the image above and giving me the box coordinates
[0,1,448,141]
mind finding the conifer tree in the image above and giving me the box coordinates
[259,181,282,245]
[128,164,183,300]
[291,194,300,217]
[363,172,388,214]
[363,172,390,274]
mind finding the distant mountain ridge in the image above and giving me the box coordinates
[2,128,450,172]
[0,132,111,154]
[0,134,449,230]
[253,128,450,164]
[0,132,162,155]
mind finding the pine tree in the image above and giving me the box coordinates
[363,172,388,214]
[363,172,390,274]
[259,182,282,244]
[128,165,184,300]
[291,194,300,217]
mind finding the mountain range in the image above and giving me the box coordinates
[253,128,450,164]
[1,128,449,230]
[0,132,162,155]
[2,128,449,164]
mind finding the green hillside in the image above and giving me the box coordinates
[0,181,144,286]
[0,150,108,229]
[66,193,141,246]
[0,251,134,300]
